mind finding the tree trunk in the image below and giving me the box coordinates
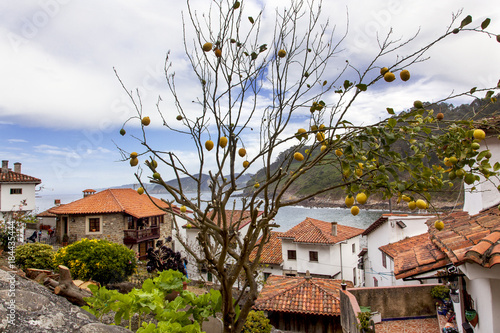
[52,265,92,306]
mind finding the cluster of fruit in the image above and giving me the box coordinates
[344,193,368,216]
[381,67,410,83]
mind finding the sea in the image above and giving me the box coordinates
[35,192,388,231]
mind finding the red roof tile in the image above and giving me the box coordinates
[280,217,364,244]
[48,188,175,218]
[383,233,451,279]
[254,275,352,315]
[428,206,500,268]
[0,170,41,184]
[249,231,283,265]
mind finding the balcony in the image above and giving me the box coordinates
[123,226,160,244]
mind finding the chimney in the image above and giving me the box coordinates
[305,270,311,279]
[1,160,8,174]
[331,222,338,237]
[83,189,96,198]
[54,199,61,206]
[14,162,21,174]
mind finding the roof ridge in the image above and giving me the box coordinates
[308,279,340,299]
[256,277,306,303]
[108,189,126,213]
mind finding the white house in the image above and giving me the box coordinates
[361,213,434,287]
[0,160,41,222]
[249,231,284,287]
[177,209,264,282]
[279,217,364,286]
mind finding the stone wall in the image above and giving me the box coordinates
[347,284,438,319]
[67,213,126,244]
[339,290,361,333]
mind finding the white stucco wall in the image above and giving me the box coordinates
[463,136,500,215]
[0,183,37,213]
[364,214,434,287]
[459,263,500,333]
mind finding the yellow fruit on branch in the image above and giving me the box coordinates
[254,182,260,188]
[473,129,486,141]
[219,137,228,148]
[180,205,187,213]
[214,48,222,58]
[316,132,325,142]
[416,199,428,209]
[238,148,246,157]
[130,152,138,159]
[413,100,423,109]
[399,69,410,81]
[130,157,139,167]
[356,192,368,205]
[294,152,304,161]
[151,160,158,169]
[380,67,389,75]
[141,116,151,126]
[205,140,214,151]
[320,145,327,153]
[355,168,363,177]
[202,42,213,52]
[436,113,444,121]
[153,172,161,180]
[408,201,417,210]
[384,72,396,82]
[345,195,355,208]
[351,205,360,216]
[243,160,250,168]
[335,149,343,157]
[296,128,308,140]
[137,187,144,195]
[434,220,444,231]
[277,49,287,58]
[401,195,411,202]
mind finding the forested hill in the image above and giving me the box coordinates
[244,96,500,208]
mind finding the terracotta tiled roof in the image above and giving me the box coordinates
[427,206,500,267]
[48,188,175,219]
[280,217,363,244]
[382,233,451,279]
[254,275,352,315]
[37,208,60,218]
[249,231,283,265]
[0,171,41,184]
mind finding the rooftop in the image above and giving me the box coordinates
[254,275,351,316]
[381,233,451,279]
[393,205,500,279]
[280,217,364,244]
[0,170,41,184]
[249,231,283,265]
[48,188,177,219]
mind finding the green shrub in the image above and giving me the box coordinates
[14,243,55,270]
[431,285,450,299]
[241,310,272,333]
[53,238,137,284]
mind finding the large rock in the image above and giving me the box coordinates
[0,269,133,333]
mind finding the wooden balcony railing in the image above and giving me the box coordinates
[123,226,160,244]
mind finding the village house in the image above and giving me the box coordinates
[254,274,351,333]
[279,217,364,286]
[178,209,264,282]
[48,188,182,258]
[0,160,41,221]
[360,213,435,287]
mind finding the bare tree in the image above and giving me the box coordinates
[118,1,499,331]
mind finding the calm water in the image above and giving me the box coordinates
[36,192,387,231]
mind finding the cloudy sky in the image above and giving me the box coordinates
[1,0,499,196]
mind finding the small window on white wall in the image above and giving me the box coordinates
[352,243,356,253]
[10,188,22,194]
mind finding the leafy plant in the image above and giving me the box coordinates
[83,269,222,332]
[357,311,373,331]
[14,243,55,270]
[241,311,272,333]
[431,285,450,299]
[0,201,38,251]
[54,238,136,284]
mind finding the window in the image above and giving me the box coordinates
[89,218,100,232]
[287,250,297,260]
[10,188,22,194]
[352,243,356,253]
[382,252,387,268]
[353,268,357,286]
[263,272,271,281]
[309,251,318,262]
[373,277,378,287]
